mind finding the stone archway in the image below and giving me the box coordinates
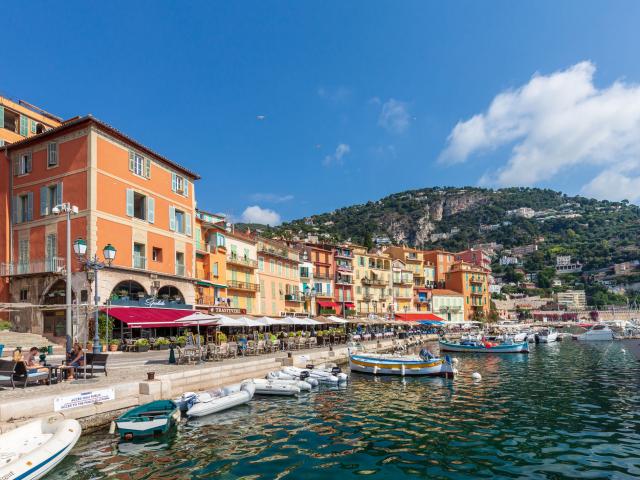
[110,280,148,302]
[157,285,185,304]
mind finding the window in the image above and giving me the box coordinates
[18,239,29,273]
[258,256,264,271]
[271,281,276,299]
[169,207,191,235]
[269,259,275,273]
[247,297,253,313]
[213,262,219,277]
[271,302,276,315]
[176,252,185,276]
[171,173,189,196]
[47,142,58,167]
[175,209,184,233]
[133,243,146,269]
[133,192,146,220]
[30,119,36,134]
[260,280,266,298]
[16,152,32,175]
[216,233,226,248]
[126,190,154,223]
[1,108,18,133]
[152,247,162,262]
[232,295,239,308]
[80,290,88,303]
[19,289,28,301]
[129,151,150,178]
[40,183,62,216]
[277,261,283,275]
[314,282,322,294]
[15,193,33,223]
[19,115,28,136]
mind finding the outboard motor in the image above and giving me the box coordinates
[299,371,310,380]
[306,364,315,370]
[331,366,342,376]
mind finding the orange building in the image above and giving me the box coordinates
[445,261,490,320]
[0,95,62,146]
[194,210,228,310]
[256,237,302,316]
[303,244,337,315]
[423,249,456,286]
[1,115,199,341]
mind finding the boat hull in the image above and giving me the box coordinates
[0,418,81,480]
[349,354,455,377]
[187,382,255,418]
[537,333,558,343]
[115,400,180,439]
[439,341,529,353]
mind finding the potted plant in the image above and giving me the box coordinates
[135,338,150,352]
[154,337,170,350]
[109,339,120,352]
[176,335,187,347]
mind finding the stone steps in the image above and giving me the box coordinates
[0,331,62,356]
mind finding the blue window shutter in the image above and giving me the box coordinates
[185,213,192,236]
[126,189,134,216]
[147,197,155,223]
[57,182,63,206]
[26,153,32,173]
[12,196,18,223]
[26,192,33,221]
[128,151,134,172]
[13,156,19,176]
[184,179,189,197]
[30,119,36,134]
[169,206,176,231]
[145,158,151,178]
[171,173,177,192]
[40,186,48,216]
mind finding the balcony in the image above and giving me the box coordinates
[393,278,413,286]
[314,272,332,280]
[175,264,186,277]
[133,255,147,270]
[470,278,484,284]
[334,250,353,259]
[1,257,65,276]
[285,293,304,302]
[227,254,258,268]
[336,276,353,285]
[258,245,292,261]
[227,279,260,292]
[362,277,387,286]
[336,264,353,272]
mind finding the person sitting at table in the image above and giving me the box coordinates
[278,331,286,351]
[23,347,40,367]
[65,343,85,380]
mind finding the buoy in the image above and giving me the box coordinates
[472,372,482,381]
[622,349,626,354]
[108,421,116,435]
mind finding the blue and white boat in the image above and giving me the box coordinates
[0,418,81,480]
[349,349,455,377]
[114,400,180,440]
[439,339,529,353]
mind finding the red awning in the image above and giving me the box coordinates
[415,288,429,292]
[395,313,444,322]
[101,307,195,328]
[344,302,355,308]
[317,301,339,308]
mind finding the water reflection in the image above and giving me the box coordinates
[51,342,640,479]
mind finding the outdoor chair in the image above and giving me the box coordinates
[227,342,238,358]
[0,360,16,389]
[246,341,257,356]
[307,337,317,349]
[84,353,109,377]
[256,340,265,354]
[215,343,228,360]
[13,361,50,388]
[287,338,298,350]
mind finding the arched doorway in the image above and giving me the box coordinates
[157,285,184,304]
[41,279,75,338]
[110,280,147,302]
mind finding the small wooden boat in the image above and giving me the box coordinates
[115,400,180,440]
[187,381,255,418]
[0,418,81,480]
[349,349,455,377]
[439,339,529,353]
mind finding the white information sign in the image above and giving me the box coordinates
[53,388,116,412]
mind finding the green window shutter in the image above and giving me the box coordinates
[40,186,48,216]
[26,192,33,221]
[0,106,4,128]
[26,153,32,173]
[20,115,28,136]
[171,173,177,192]
[125,189,134,216]
[147,197,155,223]
[145,158,151,178]
[185,213,192,236]
[169,206,176,231]
[128,151,134,172]
[13,157,19,176]
[30,119,36,134]
[12,196,18,223]
[57,182,63,206]
[184,179,189,197]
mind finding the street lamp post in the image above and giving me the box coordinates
[73,239,117,354]
[52,203,79,353]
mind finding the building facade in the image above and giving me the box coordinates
[353,246,392,316]
[194,210,228,310]
[0,95,62,147]
[333,244,355,316]
[445,261,490,320]
[431,289,465,323]
[225,230,259,314]
[423,249,456,286]
[256,237,302,316]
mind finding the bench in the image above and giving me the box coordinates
[1,360,50,388]
[0,360,16,389]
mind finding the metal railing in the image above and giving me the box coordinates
[175,263,186,276]
[227,255,258,268]
[227,279,260,291]
[285,293,303,302]
[362,277,387,286]
[1,257,65,276]
[133,255,147,270]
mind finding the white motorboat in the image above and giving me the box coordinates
[0,418,81,480]
[252,378,302,396]
[282,366,340,384]
[267,369,319,387]
[310,363,349,383]
[186,381,255,418]
[512,332,528,343]
[577,324,615,341]
[536,328,559,343]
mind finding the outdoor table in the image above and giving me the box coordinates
[43,364,62,384]
[352,335,362,341]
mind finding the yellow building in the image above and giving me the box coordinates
[353,246,392,316]
[256,237,303,316]
[384,246,426,311]
[392,259,414,313]
[0,95,62,146]
[194,210,228,310]
[225,230,259,314]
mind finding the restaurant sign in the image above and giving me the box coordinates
[54,388,116,412]
[209,306,247,314]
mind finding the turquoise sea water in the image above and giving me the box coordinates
[52,341,640,479]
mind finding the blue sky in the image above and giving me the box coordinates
[5,1,640,224]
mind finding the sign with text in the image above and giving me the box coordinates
[53,388,116,412]
[209,306,246,314]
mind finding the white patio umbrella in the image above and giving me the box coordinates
[255,316,289,326]
[326,315,350,324]
[173,311,219,348]
[213,315,264,328]
[282,316,322,326]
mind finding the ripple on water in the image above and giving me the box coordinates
[49,341,640,479]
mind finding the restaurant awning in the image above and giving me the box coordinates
[395,313,444,323]
[101,307,196,328]
[344,302,355,309]
[317,301,339,308]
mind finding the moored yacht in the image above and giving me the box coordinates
[536,328,558,343]
[576,324,614,341]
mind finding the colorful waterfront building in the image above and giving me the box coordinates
[353,246,392,316]
[445,261,490,320]
[430,289,465,323]
[256,236,302,316]
[224,229,259,314]
[0,115,199,340]
[333,244,355,316]
[194,210,228,310]
[391,259,414,313]
[455,248,492,270]
[298,254,315,315]
[0,95,62,146]
[302,243,336,315]
[423,249,456,286]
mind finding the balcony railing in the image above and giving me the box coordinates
[133,255,147,270]
[227,279,260,292]
[334,250,353,259]
[1,257,65,276]
[175,264,186,276]
[258,245,292,261]
[314,272,332,280]
[336,264,353,272]
[285,293,304,302]
[362,277,387,286]
[227,255,258,268]
[336,277,353,285]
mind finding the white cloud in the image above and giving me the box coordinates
[439,61,640,201]
[249,193,294,203]
[240,205,281,225]
[323,143,351,166]
[378,98,410,133]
